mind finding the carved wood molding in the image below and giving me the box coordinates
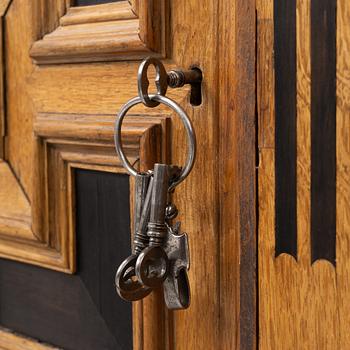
[0,112,168,273]
[0,0,170,269]
[30,0,168,64]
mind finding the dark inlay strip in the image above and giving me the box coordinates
[274,0,297,258]
[311,0,337,265]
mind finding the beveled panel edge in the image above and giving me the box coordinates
[0,327,59,350]
[30,0,167,64]
[60,1,137,26]
[0,112,165,273]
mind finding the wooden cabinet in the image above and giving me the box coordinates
[2,0,349,349]
[0,0,255,349]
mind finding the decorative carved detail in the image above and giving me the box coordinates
[0,0,168,273]
[0,111,167,273]
[30,0,168,64]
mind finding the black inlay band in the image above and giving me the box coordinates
[274,0,297,258]
[311,0,337,265]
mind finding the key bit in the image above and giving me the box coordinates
[162,223,191,309]
[115,254,152,301]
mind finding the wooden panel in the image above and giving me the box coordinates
[0,161,32,240]
[30,0,167,64]
[76,169,133,350]
[0,109,164,272]
[258,0,350,348]
[0,171,133,350]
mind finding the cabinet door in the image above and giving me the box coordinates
[0,0,256,349]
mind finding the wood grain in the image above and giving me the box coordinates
[235,0,256,348]
[0,328,58,350]
[257,6,274,148]
[0,161,32,240]
[170,1,219,349]
[0,0,11,16]
[218,5,240,347]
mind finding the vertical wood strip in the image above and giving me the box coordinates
[310,0,337,265]
[171,1,220,349]
[274,0,297,258]
[337,0,350,345]
[257,1,275,348]
[296,0,311,266]
[235,0,257,348]
[219,0,256,348]
[218,2,239,349]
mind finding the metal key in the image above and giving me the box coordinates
[135,164,181,288]
[162,221,191,309]
[115,173,153,300]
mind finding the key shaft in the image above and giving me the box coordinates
[147,164,171,246]
[133,174,153,254]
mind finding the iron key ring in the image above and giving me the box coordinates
[114,94,196,190]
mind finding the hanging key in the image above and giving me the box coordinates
[135,164,181,288]
[162,221,191,309]
[114,57,197,308]
[115,173,153,301]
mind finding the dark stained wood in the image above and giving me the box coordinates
[235,0,257,349]
[311,0,337,265]
[0,170,133,350]
[274,0,297,259]
[76,169,132,349]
